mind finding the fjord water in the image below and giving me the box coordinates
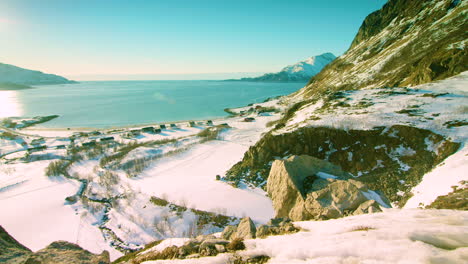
[10,80,305,128]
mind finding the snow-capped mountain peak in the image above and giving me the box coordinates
[230,52,336,82]
[281,52,336,76]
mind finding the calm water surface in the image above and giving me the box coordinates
[3,81,305,128]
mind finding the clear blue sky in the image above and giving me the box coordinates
[0,0,386,80]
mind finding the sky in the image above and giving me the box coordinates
[0,0,386,80]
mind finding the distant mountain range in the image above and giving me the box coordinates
[227,53,336,82]
[0,63,76,90]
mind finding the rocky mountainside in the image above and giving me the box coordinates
[0,62,76,88]
[229,53,336,82]
[0,225,109,264]
[0,225,31,264]
[224,0,467,209]
[295,0,467,98]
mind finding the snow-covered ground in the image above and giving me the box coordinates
[1,72,467,261]
[130,135,275,223]
[0,159,122,258]
[143,209,468,264]
[0,110,279,260]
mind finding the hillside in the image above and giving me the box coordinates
[230,53,336,82]
[0,63,76,87]
[225,0,468,209]
[294,0,467,98]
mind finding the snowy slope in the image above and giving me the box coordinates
[233,53,336,82]
[142,209,468,264]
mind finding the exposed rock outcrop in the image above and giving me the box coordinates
[233,217,257,239]
[226,125,460,206]
[266,155,390,221]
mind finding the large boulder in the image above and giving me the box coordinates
[221,225,237,240]
[267,155,390,221]
[232,217,256,239]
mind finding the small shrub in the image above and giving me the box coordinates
[0,131,17,140]
[45,160,69,177]
[349,226,375,232]
[150,196,169,207]
[443,120,468,128]
[226,238,246,251]
[257,106,280,114]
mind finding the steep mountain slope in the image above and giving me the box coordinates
[0,225,32,263]
[224,0,468,209]
[231,53,336,82]
[0,225,110,264]
[295,0,467,98]
[0,62,75,87]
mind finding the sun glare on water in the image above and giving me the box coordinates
[0,91,22,118]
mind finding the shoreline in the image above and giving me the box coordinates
[21,115,233,133]
[18,99,282,134]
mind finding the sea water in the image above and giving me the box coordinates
[2,80,305,128]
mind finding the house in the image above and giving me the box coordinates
[244,117,255,122]
[189,121,196,127]
[100,137,115,142]
[27,145,47,153]
[82,141,96,147]
[207,120,213,126]
[142,127,155,133]
[170,124,177,128]
[130,129,141,136]
[154,128,162,134]
[160,124,167,129]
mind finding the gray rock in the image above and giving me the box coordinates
[199,244,217,257]
[256,225,272,238]
[267,155,388,221]
[186,253,201,259]
[233,217,256,239]
[353,200,383,215]
[195,234,216,242]
[178,241,199,257]
[200,239,229,250]
[214,244,226,253]
[221,225,237,240]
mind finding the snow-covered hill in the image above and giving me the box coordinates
[231,53,336,82]
[0,63,75,87]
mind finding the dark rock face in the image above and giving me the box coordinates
[225,125,460,207]
[299,0,467,98]
[0,225,32,264]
